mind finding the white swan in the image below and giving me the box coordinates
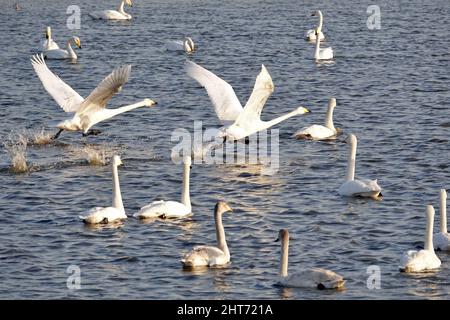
[433,189,450,251]
[399,205,441,272]
[305,10,325,42]
[314,28,333,60]
[181,201,233,268]
[79,155,127,224]
[338,134,382,199]
[31,54,157,139]
[276,229,345,289]
[293,98,337,140]
[185,60,310,142]
[134,156,192,219]
[39,26,60,52]
[89,0,133,20]
[44,36,81,60]
[166,37,196,54]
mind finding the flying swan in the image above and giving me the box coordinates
[39,26,60,52]
[399,205,441,272]
[166,37,196,54]
[276,229,345,289]
[134,156,192,219]
[79,155,127,224]
[314,28,333,60]
[305,10,326,42]
[338,134,382,199]
[293,98,337,140]
[181,201,233,268]
[44,36,81,60]
[434,189,450,251]
[31,54,157,139]
[185,60,310,143]
[89,0,133,20]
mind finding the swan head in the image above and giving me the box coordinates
[184,37,195,53]
[112,155,123,166]
[328,98,337,109]
[296,106,310,115]
[45,26,51,39]
[72,36,81,49]
[183,155,192,167]
[215,201,233,215]
[347,134,357,145]
[143,98,157,107]
[125,0,133,7]
[311,10,322,17]
[275,229,290,242]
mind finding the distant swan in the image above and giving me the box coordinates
[79,155,127,224]
[44,36,81,60]
[314,28,333,60]
[89,0,133,20]
[39,26,60,52]
[306,10,325,42]
[338,134,382,199]
[276,229,345,289]
[134,156,192,219]
[399,205,441,272]
[31,54,157,139]
[166,37,196,54]
[434,189,450,251]
[293,98,337,140]
[185,60,310,142]
[181,201,233,268]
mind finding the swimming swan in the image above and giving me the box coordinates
[338,134,382,199]
[134,156,192,219]
[166,37,196,54]
[79,155,127,224]
[89,0,133,20]
[293,98,337,140]
[305,10,325,42]
[39,26,60,52]
[434,189,450,251]
[399,205,441,272]
[314,28,333,60]
[44,36,81,60]
[276,229,345,289]
[181,201,233,268]
[31,54,157,139]
[185,60,310,142]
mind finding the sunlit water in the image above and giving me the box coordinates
[0,0,449,299]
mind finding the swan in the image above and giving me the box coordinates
[276,229,345,289]
[434,189,450,251]
[39,26,60,52]
[399,205,442,272]
[338,134,382,199]
[134,156,192,219]
[314,28,333,60]
[44,36,80,60]
[305,10,325,42]
[166,37,196,54]
[79,155,127,224]
[185,60,310,142]
[31,54,157,139]
[293,98,337,140]
[181,201,233,268]
[89,0,133,20]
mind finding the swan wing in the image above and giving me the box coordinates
[293,124,335,140]
[284,268,345,289]
[166,40,184,51]
[433,232,450,251]
[79,206,125,224]
[181,245,226,267]
[185,60,243,122]
[76,64,131,116]
[399,249,441,272]
[134,200,190,219]
[234,64,274,126]
[31,54,84,113]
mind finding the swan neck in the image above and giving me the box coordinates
[263,109,299,130]
[425,206,435,251]
[215,211,229,257]
[440,189,447,234]
[346,137,356,181]
[324,105,335,131]
[181,163,191,210]
[67,41,76,59]
[317,11,323,30]
[118,0,126,13]
[280,236,289,277]
[98,101,146,122]
[314,35,321,59]
[112,164,124,213]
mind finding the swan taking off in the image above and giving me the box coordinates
[276,229,345,289]
[185,60,310,142]
[314,28,333,60]
[166,37,196,54]
[39,26,60,52]
[79,155,127,224]
[399,205,442,272]
[306,10,326,42]
[89,0,133,20]
[44,36,81,60]
[293,98,337,140]
[338,134,382,199]
[31,54,157,139]
[434,189,450,251]
[134,156,192,219]
[181,201,233,268]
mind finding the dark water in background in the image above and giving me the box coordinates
[0,0,449,299]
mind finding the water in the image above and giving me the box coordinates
[0,0,449,299]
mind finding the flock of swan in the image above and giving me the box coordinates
[28,1,450,291]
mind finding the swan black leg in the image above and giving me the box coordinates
[51,129,64,140]
[82,129,102,137]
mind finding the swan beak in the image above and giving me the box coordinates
[274,237,280,242]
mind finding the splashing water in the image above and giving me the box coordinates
[29,128,53,145]
[3,132,28,173]
[81,145,114,166]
